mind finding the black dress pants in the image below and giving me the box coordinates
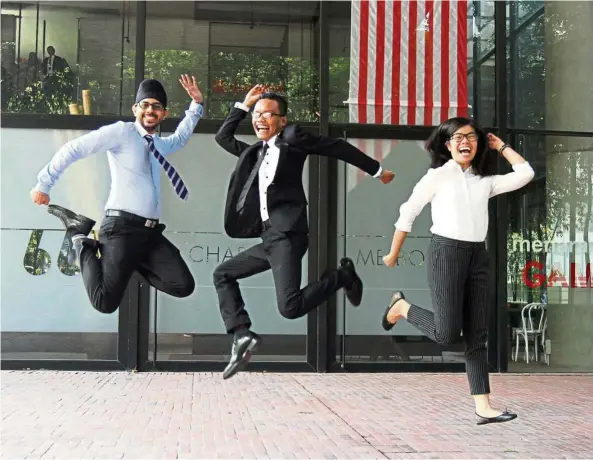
[213,224,344,332]
[406,234,491,395]
[79,215,195,314]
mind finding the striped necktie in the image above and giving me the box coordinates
[144,135,189,200]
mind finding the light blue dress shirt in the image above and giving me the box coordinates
[35,101,203,219]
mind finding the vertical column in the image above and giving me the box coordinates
[543,1,593,370]
[134,0,146,92]
[492,0,508,371]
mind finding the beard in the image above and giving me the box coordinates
[140,118,161,133]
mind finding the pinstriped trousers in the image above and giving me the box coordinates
[407,234,490,395]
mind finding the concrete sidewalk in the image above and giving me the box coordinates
[1,371,592,459]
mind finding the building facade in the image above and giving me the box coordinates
[1,1,591,373]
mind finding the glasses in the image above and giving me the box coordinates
[450,132,478,142]
[137,101,165,111]
[252,110,283,120]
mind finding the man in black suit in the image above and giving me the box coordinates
[42,46,70,76]
[214,84,395,379]
[42,46,72,102]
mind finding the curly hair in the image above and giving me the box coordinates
[425,117,495,177]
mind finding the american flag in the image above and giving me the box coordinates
[347,0,469,125]
[346,138,399,191]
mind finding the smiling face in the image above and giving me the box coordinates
[132,98,168,134]
[446,125,479,169]
[251,98,287,141]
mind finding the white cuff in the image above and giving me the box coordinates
[188,101,204,116]
[373,166,383,178]
[35,182,51,194]
[394,221,412,232]
[234,102,250,112]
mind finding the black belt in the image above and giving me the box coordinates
[105,209,159,228]
[262,219,272,232]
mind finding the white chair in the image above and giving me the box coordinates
[512,303,547,364]
[540,314,549,365]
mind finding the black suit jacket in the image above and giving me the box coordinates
[215,106,381,239]
[42,55,69,76]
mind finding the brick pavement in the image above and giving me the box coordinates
[1,371,592,459]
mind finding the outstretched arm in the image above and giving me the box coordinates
[214,84,265,157]
[30,122,125,205]
[287,127,395,183]
[159,75,204,153]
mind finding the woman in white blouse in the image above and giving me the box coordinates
[381,117,534,425]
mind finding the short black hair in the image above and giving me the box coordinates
[257,92,288,116]
[425,117,495,177]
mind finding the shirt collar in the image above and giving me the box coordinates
[264,135,278,149]
[134,121,155,139]
[446,159,475,176]
[445,159,459,171]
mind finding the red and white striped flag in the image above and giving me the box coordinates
[347,138,399,191]
[347,0,469,125]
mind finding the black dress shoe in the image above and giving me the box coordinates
[48,205,96,255]
[381,291,406,331]
[223,331,262,380]
[476,410,517,425]
[339,257,363,306]
[48,204,95,236]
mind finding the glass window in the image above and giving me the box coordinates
[336,138,465,365]
[143,1,319,121]
[508,1,593,132]
[329,0,495,126]
[1,127,119,360]
[327,2,351,123]
[470,0,496,127]
[148,132,309,362]
[507,1,545,130]
[1,1,136,116]
[506,133,593,372]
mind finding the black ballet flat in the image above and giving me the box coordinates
[476,410,517,425]
[381,291,405,331]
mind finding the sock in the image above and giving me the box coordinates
[71,233,86,243]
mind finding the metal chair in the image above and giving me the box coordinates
[540,314,549,365]
[512,303,547,364]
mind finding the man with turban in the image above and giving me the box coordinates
[30,76,203,314]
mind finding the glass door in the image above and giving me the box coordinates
[336,136,467,371]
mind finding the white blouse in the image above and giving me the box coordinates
[395,159,535,242]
